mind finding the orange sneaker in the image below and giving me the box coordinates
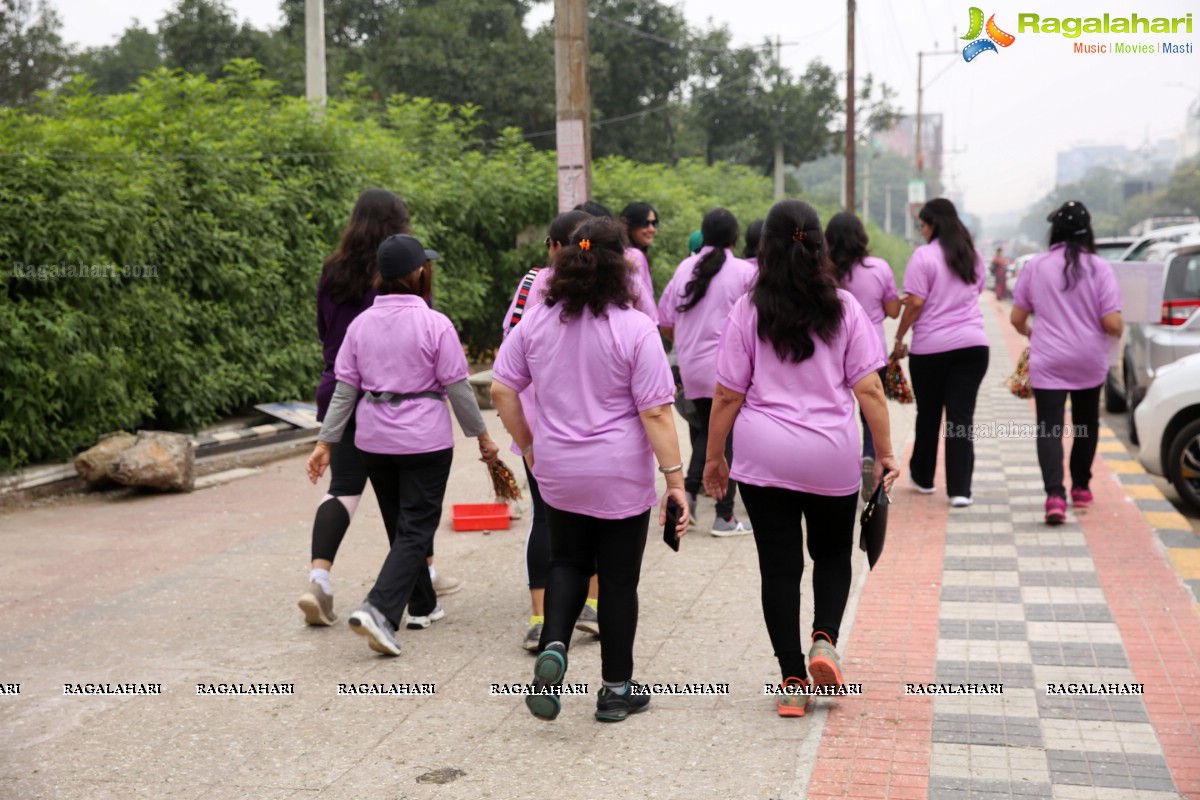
[808,632,845,690]
[777,677,812,717]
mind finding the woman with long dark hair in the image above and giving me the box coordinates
[1010,201,1123,524]
[620,201,660,319]
[703,200,898,717]
[892,198,989,507]
[501,209,603,651]
[306,234,500,656]
[658,208,757,535]
[299,189,410,626]
[826,211,901,500]
[492,217,689,723]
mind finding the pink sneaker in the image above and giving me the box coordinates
[1070,487,1093,508]
[1045,496,1067,525]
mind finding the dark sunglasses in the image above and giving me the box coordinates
[640,218,659,228]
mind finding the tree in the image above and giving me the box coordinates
[73,22,162,95]
[158,0,267,79]
[0,0,71,105]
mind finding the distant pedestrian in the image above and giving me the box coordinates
[299,189,405,627]
[1010,201,1123,525]
[743,219,764,267]
[658,208,757,536]
[703,200,898,717]
[306,234,500,656]
[492,217,689,723]
[991,248,1010,301]
[620,201,660,320]
[501,209,603,651]
[826,211,901,501]
[892,198,989,507]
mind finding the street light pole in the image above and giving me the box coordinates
[914,48,958,178]
[845,0,856,211]
[304,0,326,104]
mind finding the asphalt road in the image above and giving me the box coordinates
[1103,405,1200,537]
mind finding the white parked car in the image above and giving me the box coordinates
[1134,343,1200,512]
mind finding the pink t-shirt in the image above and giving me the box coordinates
[903,242,989,354]
[625,247,659,324]
[335,294,468,455]
[840,256,899,351]
[492,302,675,519]
[1012,244,1122,390]
[499,264,659,457]
[715,291,886,496]
[657,247,758,399]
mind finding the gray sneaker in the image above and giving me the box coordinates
[575,604,600,636]
[404,604,446,630]
[711,516,753,537]
[348,602,401,656]
[522,621,543,652]
[807,633,845,689]
[298,581,337,626]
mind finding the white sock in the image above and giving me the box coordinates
[428,565,437,581]
[309,568,332,594]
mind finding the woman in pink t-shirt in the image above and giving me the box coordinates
[703,200,899,717]
[892,198,989,507]
[658,207,758,536]
[491,217,689,724]
[620,201,660,319]
[827,212,901,500]
[1010,201,1124,524]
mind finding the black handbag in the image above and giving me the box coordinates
[859,482,889,570]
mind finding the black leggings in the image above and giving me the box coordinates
[540,504,649,683]
[311,415,369,562]
[1034,385,1101,498]
[909,346,990,497]
[523,462,550,589]
[360,449,451,625]
[684,397,736,518]
[739,482,858,683]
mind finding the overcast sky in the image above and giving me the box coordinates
[53,0,1200,223]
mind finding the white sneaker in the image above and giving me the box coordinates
[912,478,936,495]
[949,496,973,508]
[405,604,446,630]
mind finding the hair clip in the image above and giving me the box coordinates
[579,239,591,251]
[792,228,806,242]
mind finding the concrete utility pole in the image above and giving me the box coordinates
[914,48,958,177]
[554,0,592,212]
[844,0,856,212]
[773,36,784,201]
[305,0,326,104]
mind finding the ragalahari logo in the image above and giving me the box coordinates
[961,7,1016,61]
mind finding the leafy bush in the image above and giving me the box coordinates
[0,63,910,470]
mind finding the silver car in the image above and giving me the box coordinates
[1112,240,1200,442]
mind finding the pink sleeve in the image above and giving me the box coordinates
[656,271,678,327]
[715,298,754,394]
[501,280,523,339]
[433,319,470,388]
[1095,258,1122,315]
[974,252,987,293]
[842,296,887,387]
[333,320,361,388]
[629,323,675,411]
[1012,259,1033,310]
[492,321,532,393]
[903,249,931,298]
[881,263,899,302]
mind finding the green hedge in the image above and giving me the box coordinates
[0,63,910,470]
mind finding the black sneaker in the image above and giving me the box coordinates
[594,680,650,722]
[525,642,567,721]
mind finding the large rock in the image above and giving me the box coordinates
[111,431,195,492]
[74,432,137,485]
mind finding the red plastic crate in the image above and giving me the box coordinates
[451,503,511,532]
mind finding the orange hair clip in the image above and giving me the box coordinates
[579,239,591,251]
[793,228,806,242]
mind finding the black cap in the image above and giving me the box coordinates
[1046,200,1091,233]
[377,234,440,279]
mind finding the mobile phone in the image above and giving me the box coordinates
[663,497,681,552]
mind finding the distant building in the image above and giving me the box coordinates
[1056,140,1177,186]
[878,113,943,174]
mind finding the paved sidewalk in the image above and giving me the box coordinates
[1,295,1198,800]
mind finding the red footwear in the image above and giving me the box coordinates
[807,632,845,690]
[777,677,812,717]
[1045,496,1067,525]
[1070,487,1093,508]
